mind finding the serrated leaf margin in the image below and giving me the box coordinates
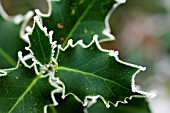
[22,15,57,68]
[54,34,156,108]
[0,53,62,113]
[34,0,127,43]
[101,0,126,42]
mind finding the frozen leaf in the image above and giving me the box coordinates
[36,0,125,46]
[0,61,55,112]
[88,98,151,113]
[26,16,53,65]
[55,35,148,107]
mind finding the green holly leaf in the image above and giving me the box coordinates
[48,94,84,113]
[0,3,33,69]
[55,35,149,107]
[88,98,151,113]
[0,61,55,113]
[26,16,53,65]
[36,0,125,46]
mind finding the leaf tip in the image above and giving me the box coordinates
[93,34,99,39]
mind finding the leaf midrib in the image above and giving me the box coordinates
[8,76,40,113]
[58,66,130,91]
[62,0,95,47]
[35,26,47,64]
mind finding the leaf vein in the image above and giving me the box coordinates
[62,0,95,47]
[35,26,47,64]
[58,66,130,91]
[84,73,96,92]
[8,76,40,113]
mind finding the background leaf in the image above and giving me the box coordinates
[48,94,84,113]
[0,6,27,69]
[88,98,151,113]
[55,37,144,106]
[1,0,48,15]
[0,62,55,113]
[47,94,151,113]
[37,0,120,46]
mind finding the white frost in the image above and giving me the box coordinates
[57,34,155,108]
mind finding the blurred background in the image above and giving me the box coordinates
[108,1,170,113]
[1,0,170,113]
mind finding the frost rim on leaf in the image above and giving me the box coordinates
[101,0,126,42]
[55,34,156,108]
[23,16,57,69]
[0,54,62,113]
[35,0,127,43]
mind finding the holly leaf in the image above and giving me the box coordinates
[0,3,33,69]
[0,61,55,112]
[88,98,151,113]
[26,16,53,65]
[55,35,148,107]
[36,0,125,46]
[48,93,84,113]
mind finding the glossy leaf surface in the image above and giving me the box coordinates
[27,17,53,65]
[37,0,119,46]
[55,37,144,106]
[0,62,54,113]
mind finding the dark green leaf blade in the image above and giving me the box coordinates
[55,36,146,106]
[0,62,55,113]
[36,0,123,46]
[48,94,84,113]
[88,98,151,113]
[27,16,53,65]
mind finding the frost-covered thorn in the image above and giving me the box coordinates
[25,26,32,33]
[62,95,65,99]
[25,47,29,50]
